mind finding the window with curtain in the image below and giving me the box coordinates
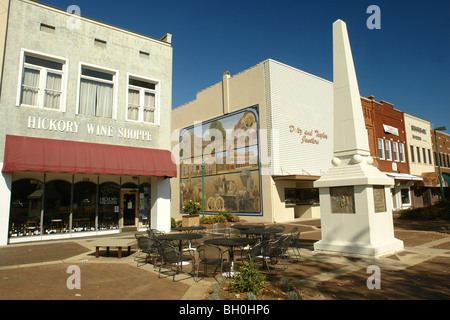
[399,143,406,162]
[79,67,114,118]
[385,140,392,161]
[127,76,157,124]
[20,54,64,110]
[378,138,385,160]
[393,141,399,162]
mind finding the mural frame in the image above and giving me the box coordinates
[179,105,263,216]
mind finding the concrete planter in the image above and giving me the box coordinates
[182,215,200,227]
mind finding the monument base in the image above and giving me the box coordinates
[314,238,404,258]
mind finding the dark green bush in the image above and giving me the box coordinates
[231,262,266,294]
[399,200,450,221]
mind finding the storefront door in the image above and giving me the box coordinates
[121,190,138,228]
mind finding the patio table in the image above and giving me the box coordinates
[204,237,258,277]
[241,227,283,241]
[229,224,265,231]
[171,225,206,233]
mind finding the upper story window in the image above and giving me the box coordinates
[18,52,67,111]
[126,75,158,124]
[393,141,399,162]
[378,138,385,160]
[385,140,392,161]
[399,143,406,162]
[78,64,116,118]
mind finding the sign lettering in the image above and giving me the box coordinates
[27,116,152,142]
[289,125,328,145]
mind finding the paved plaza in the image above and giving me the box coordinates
[0,218,449,300]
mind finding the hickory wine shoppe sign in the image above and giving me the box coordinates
[26,116,153,142]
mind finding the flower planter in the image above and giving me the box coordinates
[182,215,200,227]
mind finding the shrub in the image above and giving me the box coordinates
[399,200,450,221]
[200,215,215,224]
[182,200,201,216]
[171,218,180,228]
[287,291,299,300]
[209,293,220,300]
[246,292,257,300]
[200,213,241,224]
[231,262,266,294]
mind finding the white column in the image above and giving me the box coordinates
[0,166,12,246]
[151,176,171,233]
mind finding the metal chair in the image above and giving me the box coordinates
[288,228,302,261]
[195,244,227,282]
[147,229,165,238]
[153,238,195,281]
[250,235,289,274]
[134,234,158,267]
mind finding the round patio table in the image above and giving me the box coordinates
[229,224,265,231]
[172,225,206,233]
[204,237,258,277]
[241,227,283,241]
[158,233,203,251]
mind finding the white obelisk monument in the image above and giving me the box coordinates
[313,20,404,257]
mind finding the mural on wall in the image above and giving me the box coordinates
[179,106,261,215]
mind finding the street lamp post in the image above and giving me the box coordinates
[201,162,205,219]
[434,126,447,201]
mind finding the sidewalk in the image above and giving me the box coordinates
[0,218,449,300]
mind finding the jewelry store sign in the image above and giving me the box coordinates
[26,116,152,142]
[289,125,329,145]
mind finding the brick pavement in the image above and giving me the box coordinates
[0,218,449,300]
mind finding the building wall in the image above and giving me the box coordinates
[0,0,173,153]
[172,59,334,223]
[404,113,434,176]
[0,0,173,244]
[432,130,450,186]
[266,60,333,177]
[361,96,409,174]
[171,62,270,222]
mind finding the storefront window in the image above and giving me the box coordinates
[285,188,296,205]
[9,179,43,237]
[401,188,411,205]
[284,188,320,205]
[98,182,120,230]
[43,180,71,234]
[138,183,151,228]
[73,181,97,232]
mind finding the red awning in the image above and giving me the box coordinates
[2,135,177,178]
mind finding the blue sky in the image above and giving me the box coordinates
[42,0,450,133]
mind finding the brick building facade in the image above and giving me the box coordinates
[361,96,421,209]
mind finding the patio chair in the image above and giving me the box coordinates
[250,235,289,274]
[287,228,302,261]
[207,222,227,238]
[153,238,195,281]
[267,225,286,240]
[195,244,227,282]
[228,228,242,238]
[147,229,165,238]
[135,234,159,267]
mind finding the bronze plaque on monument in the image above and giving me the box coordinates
[373,185,386,213]
[330,186,355,213]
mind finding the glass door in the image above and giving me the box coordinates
[121,190,138,227]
